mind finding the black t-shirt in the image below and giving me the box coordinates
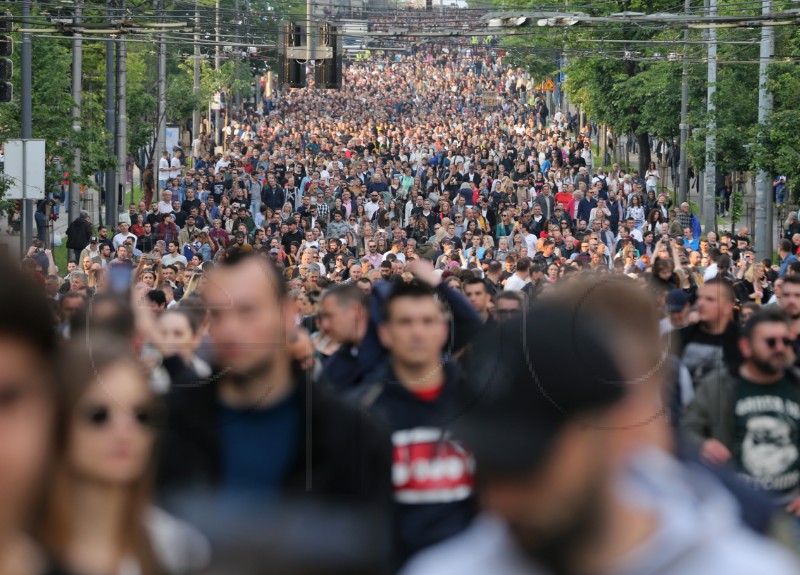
[212,183,225,205]
[734,375,800,503]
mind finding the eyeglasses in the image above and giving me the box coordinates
[79,404,158,429]
[765,337,793,349]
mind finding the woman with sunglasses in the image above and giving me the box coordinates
[37,338,209,575]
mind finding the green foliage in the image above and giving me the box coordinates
[753,31,800,190]
[0,35,114,211]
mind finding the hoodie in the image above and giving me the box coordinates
[401,448,799,575]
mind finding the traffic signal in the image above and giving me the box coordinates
[278,22,306,89]
[314,24,342,90]
[0,12,12,103]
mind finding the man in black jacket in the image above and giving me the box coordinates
[66,209,93,263]
[156,252,392,512]
[350,282,477,567]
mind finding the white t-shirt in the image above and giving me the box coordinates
[169,157,182,180]
[522,232,537,254]
[504,274,530,292]
[703,263,719,282]
[112,232,138,251]
[191,138,202,158]
[161,253,188,267]
[158,157,170,181]
[365,200,381,219]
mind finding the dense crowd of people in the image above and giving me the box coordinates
[6,40,800,575]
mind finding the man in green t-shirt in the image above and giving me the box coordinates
[683,307,800,514]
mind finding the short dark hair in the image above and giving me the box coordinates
[495,290,525,308]
[779,238,793,254]
[463,276,490,294]
[741,307,790,340]
[323,283,368,310]
[146,289,167,308]
[218,250,287,298]
[704,276,736,303]
[516,257,532,273]
[383,281,437,322]
[0,256,58,363]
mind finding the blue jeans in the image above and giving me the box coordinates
[34,211,46,241]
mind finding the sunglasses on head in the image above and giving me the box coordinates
[765,337,793,349]
[79,404,159,429]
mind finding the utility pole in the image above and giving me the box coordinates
[105,2,116,227]
[20,0,32,256]
[193,0,201,151]
[754,0,773,261]
[677,0,690,204]
[69,0,82,227]
[234,0,240,113]
[155,0,167,164]
[214,0,221,149]
[702,0,717,233]
[115,0,127,221]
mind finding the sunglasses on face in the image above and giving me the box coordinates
[765,337,793,349]
[79,404,159,429]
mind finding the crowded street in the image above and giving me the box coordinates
[3,4,800,574]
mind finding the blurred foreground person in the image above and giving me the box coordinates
[404,278,799,575]
[0,258,61,574]
[155,251,392,507]
[37,337,209,575]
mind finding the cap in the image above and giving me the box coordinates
[666,289,689,312]
[90,236,98,243]
[234,231,245,238]
[452,305,625,475]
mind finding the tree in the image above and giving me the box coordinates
[753,34,800,199]
[0,35,113,210]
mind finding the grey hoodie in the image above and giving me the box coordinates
[401,448,799,575]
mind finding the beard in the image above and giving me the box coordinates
[510,480,606,575]
[751,353,789,376]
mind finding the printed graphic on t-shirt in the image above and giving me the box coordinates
[392,427,475,504]
[734,382,800,497]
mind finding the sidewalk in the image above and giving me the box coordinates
[0,168,137,268]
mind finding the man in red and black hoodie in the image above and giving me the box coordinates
[350,282,477,568]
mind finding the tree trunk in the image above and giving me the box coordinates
[636,133,651,175]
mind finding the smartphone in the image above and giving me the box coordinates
[108,263,131,296]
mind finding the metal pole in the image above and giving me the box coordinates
[20,0,32,257]
[116,0,127,221]
[702,0,717,234]
[105,3,116,228]
[156,0,167,163]
[677,0,690,204]
[234,0,240,112]
[192,0,201,153]
[214,0,221,149]
[754,0,773,261]
[69,0,83,228]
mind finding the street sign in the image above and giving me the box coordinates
[536,77,555,91]
[4,139,45,200]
